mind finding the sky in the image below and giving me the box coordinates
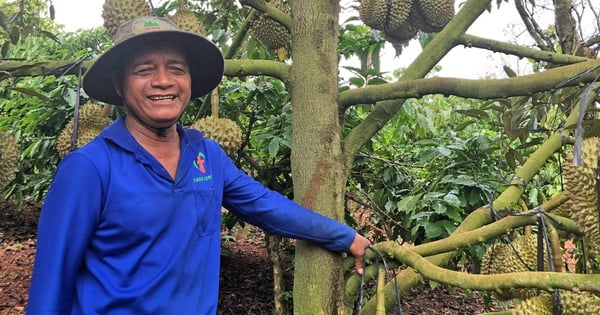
[50,0,535,79]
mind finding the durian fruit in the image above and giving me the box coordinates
[170,0,206,36]
[511,293,553,315]
[249,0,291,50]
[192,116,242,157]
[359,0,418,43]
[481,234,548,300]
[191,89,242,157]
[563,137,600,250]
[0,131,19,190]
[359,0,413,33]
[414,0,455,32]
[102,0,153,39]
[512,291,600,315]
[560,290,600,314]
[56,103,113,158]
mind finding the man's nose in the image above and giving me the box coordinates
[151,68,173,87]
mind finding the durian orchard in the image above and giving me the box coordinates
[2,0,600,314]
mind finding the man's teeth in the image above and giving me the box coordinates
[150,96,175,100]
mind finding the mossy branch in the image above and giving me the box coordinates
[377,241,600,295]
[337,59,600,108]
[457,34,588,65]
[223,59,289,82]
[0,60,93,80]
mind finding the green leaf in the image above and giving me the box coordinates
[424,223,443,239]
[437,146,451,156]
[396,194,422,214]
[443,193,461,206]
[419,148,438,163]
[268,137,280,157]
[10,87,49,101]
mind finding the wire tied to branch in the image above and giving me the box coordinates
[357,245,403,315]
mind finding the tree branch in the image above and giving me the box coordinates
[457,34,588,65]
[342,0,492,173]
[514,0,553,51]
[223,59,289,82]
[337,59,600,108]
[378,241,600,294]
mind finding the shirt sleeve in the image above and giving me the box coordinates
[217,145,355,253]
[27,153,103,315]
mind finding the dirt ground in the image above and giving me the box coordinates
[0,200,505,315]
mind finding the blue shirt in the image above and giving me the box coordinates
[27,117,356,315]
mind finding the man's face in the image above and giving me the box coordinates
[119,42,192,129]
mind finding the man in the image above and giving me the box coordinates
[27,16,370,314]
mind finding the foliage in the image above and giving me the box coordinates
[0,23,110,204]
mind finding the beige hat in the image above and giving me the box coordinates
[83,16,224,106]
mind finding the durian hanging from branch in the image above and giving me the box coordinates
[170,0,206,36]
[249,0,291,51]
[192,88,243,157]
[56,103,113,158]
[562,136,600,251]
[102,0,153,39]
[358,0,455,44]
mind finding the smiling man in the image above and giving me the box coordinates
[26,16,371,315]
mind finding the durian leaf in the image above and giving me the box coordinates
[349,77,365,88]
[9,87,49,101]
[38,30,61,45]
[268,137,280,157]
[455,109,489,119]
[366,77,388,86]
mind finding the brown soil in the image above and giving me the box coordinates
[0,200,504,315]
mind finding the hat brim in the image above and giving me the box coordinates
[83,31,224,106]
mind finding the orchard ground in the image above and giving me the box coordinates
[0,200,506,314]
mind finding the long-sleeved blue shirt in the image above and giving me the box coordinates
[27,117,356,315]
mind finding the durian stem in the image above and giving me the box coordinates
[375,265,386,315]
[519,199,532,235]
[178,0,186,10]
[210,88,219,118]
[548,224,565,272]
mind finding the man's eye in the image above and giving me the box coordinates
[134,67,154,75]
[170,66,187,74]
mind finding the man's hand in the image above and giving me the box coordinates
[348,233,371,275]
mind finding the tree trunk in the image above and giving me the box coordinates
[289,0,349,314]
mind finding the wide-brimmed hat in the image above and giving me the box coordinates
[83,16,224,106]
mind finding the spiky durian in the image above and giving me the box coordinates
[481,234,547,300]
[0,131,19,189]
[560,290,600,314]
[563,137,600,250]
[56,104,112,158]
[192,116,242,157]
[249,0,291,50]
[171,9,206,36]
[102,0,153,39]
[358,0,419,43]
[511,293,553,315]
[359,0,414,33]
[414,0,455,31]
[512,291,600,315]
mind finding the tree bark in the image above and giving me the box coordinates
[289,0,349,314]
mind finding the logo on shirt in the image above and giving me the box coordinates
[193,151,212,182]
